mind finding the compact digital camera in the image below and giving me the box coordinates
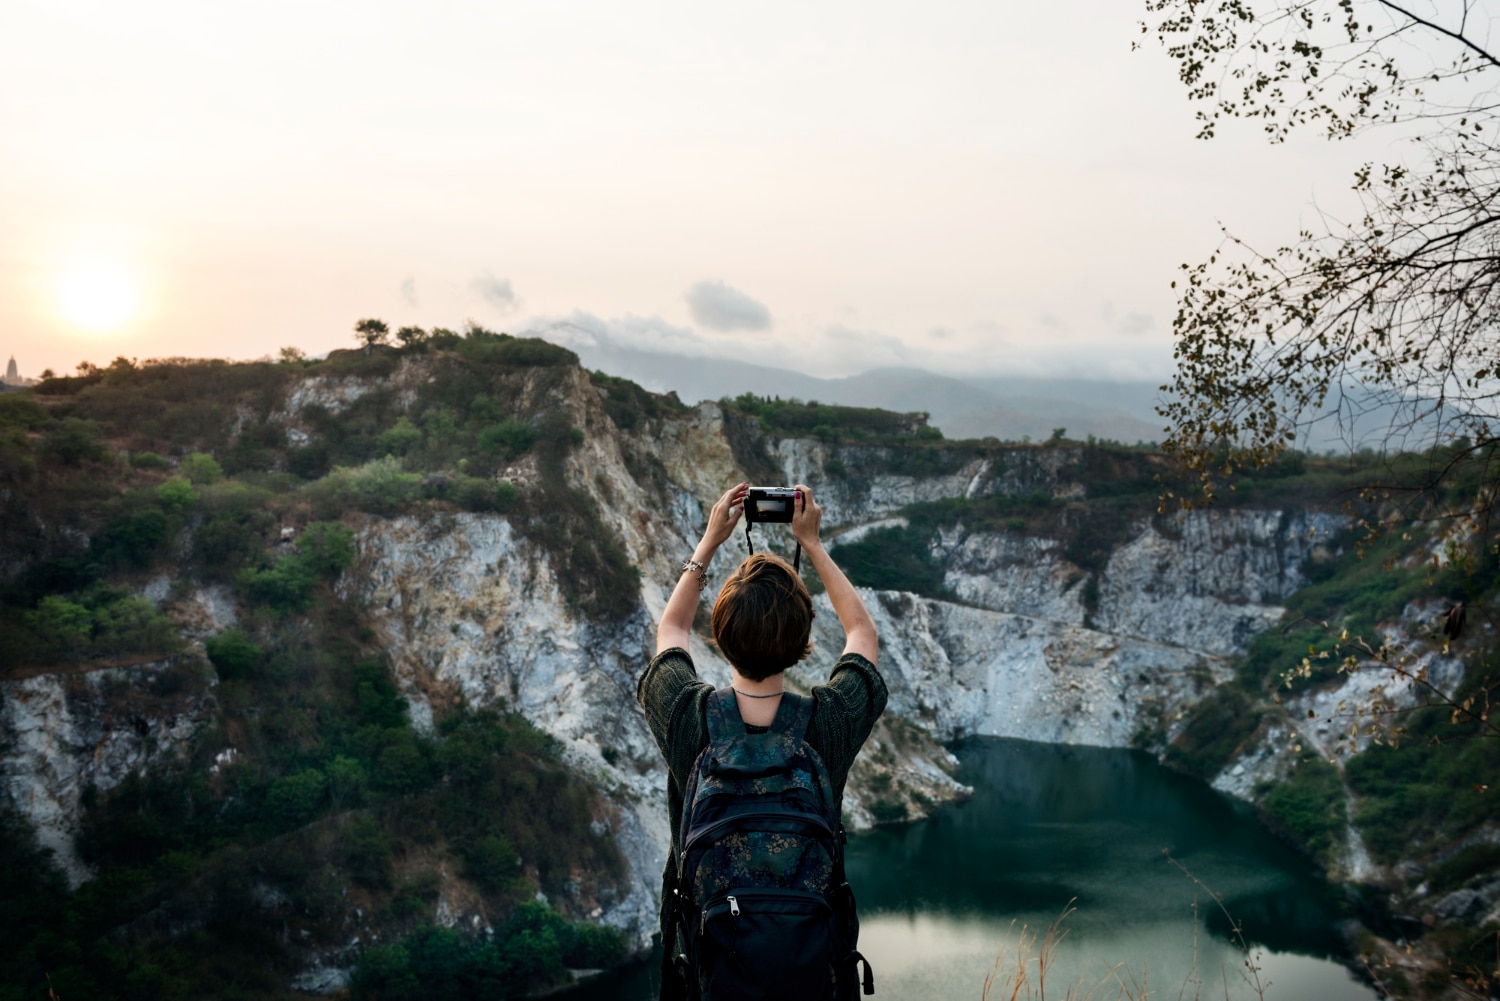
[744,486,800,524]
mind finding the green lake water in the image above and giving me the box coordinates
[569,737,1377,1000]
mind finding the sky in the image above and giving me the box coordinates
[1,0,1398,382]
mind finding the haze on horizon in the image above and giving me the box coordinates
[3,0,1393,385]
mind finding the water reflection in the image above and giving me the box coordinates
[566,737,1376,1000]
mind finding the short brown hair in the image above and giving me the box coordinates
[711,553,815,681]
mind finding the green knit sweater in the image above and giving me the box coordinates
[635,646,888,998]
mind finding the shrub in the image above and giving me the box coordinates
[191,482,276,582]
[344,814,393,888]
[355,658,407,728]
[298,521,356,576]
[44,417,105,464]
[308,457,422,517]
[27,595,92,661]
[462,834,521,895]
[1164,687,1263,778]
[478,420,537,461]
[1261,753,1346,864]
[204,629,263,680]
[287,441,332,479]
[180,452,223,485]
[266,768,327,826]
[377,417,423,456]
[834,526,949,598]
[131,450,170,470]
[6,587,181,666]
[0,393,47,431]
[455,477,518,512]
[91,504,169,569]
[328,754,369,808]
[154,476,198,515]
[238,557,318,613]
[375,734,434,794]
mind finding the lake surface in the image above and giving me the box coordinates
[568,738,1377,1000]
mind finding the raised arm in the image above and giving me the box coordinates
[791,484,878,665]
[656,481,749,655]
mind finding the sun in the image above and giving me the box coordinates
[55,258,142,333]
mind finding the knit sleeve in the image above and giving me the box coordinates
[637,646,712,793]
[807,651,888,798]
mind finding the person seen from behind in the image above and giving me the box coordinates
[638,481,885,999]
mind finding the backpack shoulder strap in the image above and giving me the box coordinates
[770,690,814,744]
[705,687,742,744]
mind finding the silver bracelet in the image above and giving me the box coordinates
[679,559,708,592]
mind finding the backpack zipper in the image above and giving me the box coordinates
[681,809,834,858]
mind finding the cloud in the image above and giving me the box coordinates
[685,280,772,332]
[1038,313,1069,333]
[472,272,520,315]
[528,311,710,356]
[400,277,418,307]
[1117,312,1153,337]
[929,326,955,341]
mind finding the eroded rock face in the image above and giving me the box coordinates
[1096,509,1346,656]
[807,590,1224,749]
[0,663,208,884]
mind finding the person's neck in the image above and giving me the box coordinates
[730,669,784,698]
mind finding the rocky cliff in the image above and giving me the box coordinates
[0,350,1361,991]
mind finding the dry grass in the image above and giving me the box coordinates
[979,857,1285,1001]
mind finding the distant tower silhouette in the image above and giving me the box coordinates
[4,356,16,383]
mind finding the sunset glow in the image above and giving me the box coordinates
[55,258,141,334]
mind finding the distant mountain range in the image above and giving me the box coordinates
[537,325,1168,446]
[534,324,1450,455]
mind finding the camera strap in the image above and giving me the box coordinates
[744,521,802,573]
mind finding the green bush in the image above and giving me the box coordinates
[4,586,181,666]
[204,629,263,680]
[1165,687,1263,778]
[1426,843,1500,895]
[154,476,198,516]
[238,556,318,613]
[91,505,169,570]
[351,903,622,1001]
[344,814,394,888]
[377,417,423,456]
[190,482,276,582]
[328,754,369,808]
[1261,753,1346,864]
[376,733,434,794]
[180,451,223,485]
[266,767,327,826]
[130,450,170,470]
[478,420,537,461]
[835,526,949,598]
[298,521,356,576]
[0,393,47,431]
[724,393,934,442]
[44,417,106,464]
[308,457,422,516]
[462,834,521,895]
[355,658,407,728]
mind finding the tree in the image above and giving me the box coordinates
[395,325,428,350]
[1143,1,1500,525]
[354,317,390,352]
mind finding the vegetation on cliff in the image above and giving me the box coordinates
[0,332,649,1000]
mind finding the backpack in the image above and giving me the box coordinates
[668,688,875,1001]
